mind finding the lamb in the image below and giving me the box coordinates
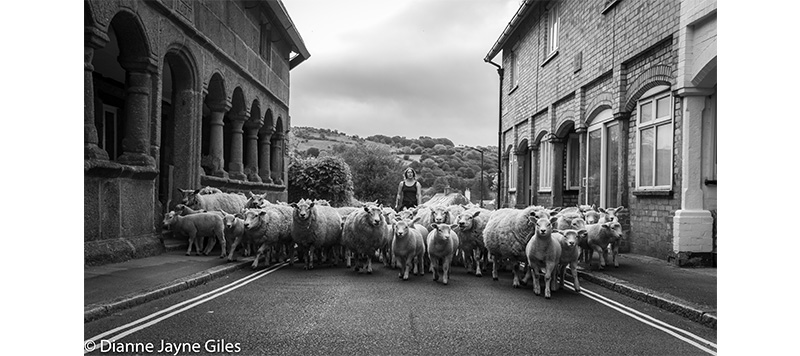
[174,204,207,216]
[553,228,587,293]
[205,211,245,257]
[183,189,248,214]
[244,192,271,209]
[240,205,294,269]
[598,206,625,223]
[178,187,220,204]
[483,206,543,287]
[454,208,493,277]
[427,223,460,285]
[380,207,398,267]
[578,221,624,269]
[335,206,360,221]
[391,219,427,280]
[162,211,226,257]
[525,216,562,299]
[291,199,343,270]
[554,210,587,231]
[397,207,417,221]
[341,204,387,274]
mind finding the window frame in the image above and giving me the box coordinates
[547,3,560,56]
[508,153,518,192]
[101,104,119,160]
[584,110,617,207]
[566,133,581,190]
[538,139,553,192]
[635,87,674,190]
[509,45,520,93]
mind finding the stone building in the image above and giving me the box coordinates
[484,0,716,263]
[84,0,309,265]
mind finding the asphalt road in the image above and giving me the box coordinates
[85,261,717,356]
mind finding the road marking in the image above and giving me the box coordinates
[84,261,289,353]
[564,281,717,355]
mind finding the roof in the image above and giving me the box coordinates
[484,0,542,63]
[261,0,311,69]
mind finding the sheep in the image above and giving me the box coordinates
[335,206,360,221]
[579,221,624,269]
[553,228,587,293]
[198,186,222,195]
[174,204,208,216]
[598,206,625,223]
[204,211,245,257]
[162,211,226,257]
[291,199,343,270]
[178,187,220,205]
[554,210,587,231]
[183,189,248,214]
[244,192,271,209]
[454,208,493,277]
[239,205,294,269]
[525,216,562,299]
[342,204,387,274]
[391,219,427,280]
[483,206,543,287]
[426,223,460,285]
[397,207,417,221]
[380,207,398,267]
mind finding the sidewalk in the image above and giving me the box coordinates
[85,245,716,329]
[576,253,717,329]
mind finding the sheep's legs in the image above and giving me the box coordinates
[203,235,217,256]
[367,256,373,274]
[252,243,268,269]
[431,257,440,282]
[442,256,451,285]
[592,245,605,269]
[227,235,243,262]
[511,263,521,288]
[531,262,541,296]
[570,261,581,293]
[611,243,619,267]
[544,261,557,299]
[186,234,195,256]
[491,254,499,281]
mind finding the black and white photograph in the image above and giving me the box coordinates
[8,0,787,354]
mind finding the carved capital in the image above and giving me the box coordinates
[575,122,588,133]
[118,56,159,74]
[85,26,109,50]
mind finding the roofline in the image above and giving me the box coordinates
[262,0,311,69]
[483,0,542,63]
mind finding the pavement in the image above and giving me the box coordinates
[84,240,717,329]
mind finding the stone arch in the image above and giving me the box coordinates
[533,129,550,146]
[554,119,575,139]
[624,64,673,113]
[585,104,614,126]
[692,56,717,88]
[263,108,275,132]
[204,72,227,104]
[85,1,96,27]
[585,92,614,124]
[108,9,152,64]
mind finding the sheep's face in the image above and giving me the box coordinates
[292,201,314,221]
[178,189,195,205]
[558,229,586,248]
[570,218,587,231]
[223,213,238,229]
[603,221,624,240]
[430,223,457,239]
[393,220,410,238]
[535,217,556,237]
[162,211,178,229]
[363,206,383,227]
[245,194,266,209]
[184,193,201,210]
[431,206,449,224]
[398,208,416,220]
[242,209,267,230]
[456,211,480,231]
[584,211,600,225]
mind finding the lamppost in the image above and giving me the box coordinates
[470,147,485,208]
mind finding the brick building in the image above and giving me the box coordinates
[484,0,716,262]
[84,0,309,265]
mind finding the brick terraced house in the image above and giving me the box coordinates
[484,0,716,263]
[84,0,309,265]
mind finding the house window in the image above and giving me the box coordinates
[586,109,619,207]
[508,154,518,191]
[547,3,559,55]
[637,89,673,189]
[100,104,122,160]
[566,133,581,189]
[509,50,519,92]
[259,23,272,63]
[538,139,553,192]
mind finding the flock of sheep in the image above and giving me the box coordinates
[162,187,625,299]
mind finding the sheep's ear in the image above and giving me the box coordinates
[602,222,612,229]
[450,224,458,230]
[578,229,587,236]
[616,206,625,213]
[290,203,298,209]
[551,207,562,214]
[430,223,438,230]
[363,206,370,213]
[309,202,315,208]
[591,204,597,211]
[598,207,607,213]
[472,211,481,218]
[193,189,201,194]
[550,216,559,225]
[259,210,267,216]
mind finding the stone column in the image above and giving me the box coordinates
[116,58,157,167]
[207,102,230,178]
[259,127,274,184]
[244,123,262,183]
[270,132,284,185]
[84,26,109,160]
[575,123,587,204]
[673,94,714,255]
[549,135,564,208]
[227,113,248,181]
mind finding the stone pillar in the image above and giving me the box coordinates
[227,113,248,181]
[85,26,109,160]
[244,123,262,183]
[550,135,564,208]
[673,94,714,255]
[575,123,587,204]
[259,127,274,184]
[117,58,157,167]
[270,132,284,185]
[207,102,230,178]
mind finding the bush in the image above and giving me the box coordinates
[331,144,405,206]
[288,156,354,206]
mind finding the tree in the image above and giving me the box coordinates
[306,147,320,158]
[288,156,354,206]
[332,144,404,206]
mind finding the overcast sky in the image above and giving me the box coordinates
[282,0,520,147]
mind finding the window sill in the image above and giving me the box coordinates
[509,85,519,95]
[632,188,673,197]
[84,158,158,180]
[541,50,558,67]
[538,189,552,194]
[201,174,286,191]
[601,0,621,14]
[508,188,517,193]
[704,179,716,186]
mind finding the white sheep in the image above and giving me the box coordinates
[579,221,624,269]
[244,192,271,209]
[454,208,494,277]
[483,206,543,287]
[553,228,587,293]
[380,207,398,267]
[291,199,343,270]
[427,223,460,285]
[184,189,248,214]
[391,219,426,280]
[342,204,387,274]
[240,205,294,269]
[162,211,226,257]
[598,206,625,223]
[525,216,562,299]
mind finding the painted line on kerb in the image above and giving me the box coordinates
[565,281,717,355]
[84,261,289,352]
[569,281,717,349]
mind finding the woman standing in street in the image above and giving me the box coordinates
[396,167,422,212]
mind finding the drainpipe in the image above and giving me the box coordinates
[485,59,503,209]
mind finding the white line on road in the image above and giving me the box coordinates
[84,261,289,354]
[565,281,717,355]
